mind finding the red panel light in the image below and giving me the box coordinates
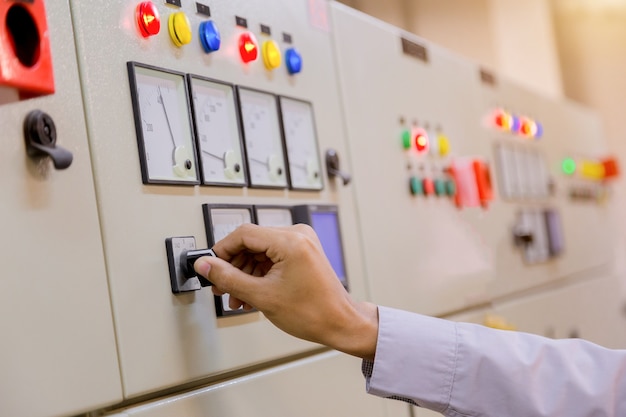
[238,32,258,63]
[136,1,160,38]
[413,128,429,153]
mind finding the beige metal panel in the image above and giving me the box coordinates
[107,352,387,417]
[330,3,496,316]
[0,1,122,416]
[69,0,368,397]
[492,274,626,348]
[330,3,617,317]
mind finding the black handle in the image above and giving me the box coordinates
[325,148,351,186]
[24,110,73,170]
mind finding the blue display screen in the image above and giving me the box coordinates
[310,211,347,286]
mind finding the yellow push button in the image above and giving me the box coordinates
[262,40,281,70]
[168,12,192,47]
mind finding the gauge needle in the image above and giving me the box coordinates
[158,86,178,163]
[249,157,269,167]
[291,162,307,171]
[202,150,225,161]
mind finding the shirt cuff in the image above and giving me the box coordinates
[363,306,458,413]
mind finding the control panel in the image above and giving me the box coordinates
[69,0,367,399]
[330,3,619,317]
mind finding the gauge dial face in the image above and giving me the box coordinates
[279,97,323,190]
[255,207,293,227]
[128,62,199,184]
[237,87,287,188]
[189,76,246,186]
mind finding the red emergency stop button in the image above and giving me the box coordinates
[239,32,258,63]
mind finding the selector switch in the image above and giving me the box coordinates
[165,237,202,293]
[23,110,73,170]
[180,248,216,287]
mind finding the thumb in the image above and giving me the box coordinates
[194,256,263,304]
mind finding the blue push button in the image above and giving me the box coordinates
[199,20,221,53]
[285,47,303,74]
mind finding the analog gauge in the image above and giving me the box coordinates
[279,97,323,190]
[128,62,199,184]
[254,205,293,227]
[188,75,246,186]
[203,204,255,316]
[237,87,287,188]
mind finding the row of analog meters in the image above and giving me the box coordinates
[128,61,323,190]
[135,1,303,74]
[167,204,347,316]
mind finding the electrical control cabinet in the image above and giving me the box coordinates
[0,1,122,416]
[329,3,618,317]
[68,0,368,399]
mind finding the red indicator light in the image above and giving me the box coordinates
[136,1,160,38]
[414,128,429,153]
[238,32,258,63]
[494,109,512,130]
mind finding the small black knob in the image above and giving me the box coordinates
[24,110,73,170]
[325,148,351,186]
[180,248,216,286]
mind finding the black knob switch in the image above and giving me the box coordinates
[180,248,216,286]
[24,110,73,170]
[325,148,351,186]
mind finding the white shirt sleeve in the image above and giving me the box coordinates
[363,306,626,417]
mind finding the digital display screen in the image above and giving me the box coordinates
[310,211,347,286]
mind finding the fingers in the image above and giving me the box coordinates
[194,255,265,305]
[211,223,318,262]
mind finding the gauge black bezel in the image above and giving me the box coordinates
[235,85,289,190]
[187,74,248,188]
[277,95,325,191]
[202,203,257,317]
[127,61,200,186]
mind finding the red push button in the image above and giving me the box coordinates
[422,178,435,196]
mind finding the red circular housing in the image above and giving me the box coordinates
[238,32,258,63]
[136,1,160,38]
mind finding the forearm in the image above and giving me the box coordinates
[366,306,626,417]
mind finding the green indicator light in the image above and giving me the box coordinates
[434,179,446,196]
[401,130,411,149]
[562,158,576,175]
[445,180,456,196]
[409,176,423,195]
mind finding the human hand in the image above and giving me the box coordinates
[194,223,378,360]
